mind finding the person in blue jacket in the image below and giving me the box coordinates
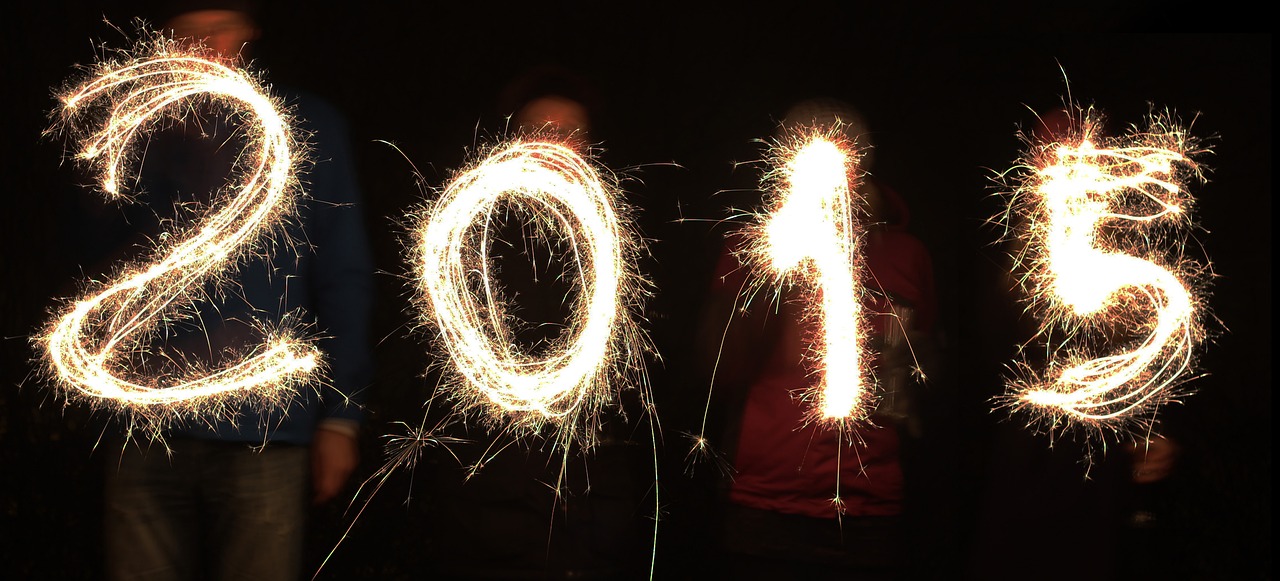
[97,3,375,579]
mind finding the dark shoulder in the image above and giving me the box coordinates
[873,228,930,257]
[276,86,350,137]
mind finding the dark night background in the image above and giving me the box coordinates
[2,2,1270,579]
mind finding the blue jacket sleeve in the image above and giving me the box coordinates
[292,91,375,426]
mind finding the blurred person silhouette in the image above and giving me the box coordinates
[418,64,651,581]
[92,2,375,580]
[694,96,941,580]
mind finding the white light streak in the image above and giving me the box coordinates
[37,34,320,433]
[411,138,651,450]
[999,106,1209,436]
[741,126,872,424]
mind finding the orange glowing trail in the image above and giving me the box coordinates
[998,106,1208,435]
[38,35,319,433]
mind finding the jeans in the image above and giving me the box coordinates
[104,438,308,581]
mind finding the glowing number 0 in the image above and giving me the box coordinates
[1005,112,1203,428]
[412,140,646,445]
[752,131,869,422]
[41,47,319,416]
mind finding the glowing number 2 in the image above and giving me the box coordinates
[1007,114,1202,427]
[756,134,869,421]
[412,140,646,445]
[41,50,319,414]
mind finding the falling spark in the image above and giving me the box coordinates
[997,105,1210,438]
[738,125,873,424]
[410,138,652,452]
[37,32,320,435]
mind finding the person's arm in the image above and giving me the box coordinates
[299,94,375,504]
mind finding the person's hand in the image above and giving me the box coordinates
[1130,435,1180,484]
[311,428,359,505]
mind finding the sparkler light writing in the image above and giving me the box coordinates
[998,105,1209,436]
[739,125,872,424]
[38,34,319,432]
[411,139,651,451]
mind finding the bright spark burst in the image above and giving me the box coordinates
[37,32,320,436]
[997,105,1210,438]
[739,125,873,424]
[410,138,651,451]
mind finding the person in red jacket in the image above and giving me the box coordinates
[698,97,938,580]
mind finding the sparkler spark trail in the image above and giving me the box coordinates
[686,121,899,521]
[738,126,873,424]
[37,33,319,434]
[410,138,652,452]
[997,105,1210,437]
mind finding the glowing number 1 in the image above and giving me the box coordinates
[749,130,870,422]
[39,42,319,422]
[1003,110,1205,431]
[411,140,649,448]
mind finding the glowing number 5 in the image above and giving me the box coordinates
[412,141,646,444]
[41,50,319,414]
[754,132,869,421]
[1007,114,1202,427]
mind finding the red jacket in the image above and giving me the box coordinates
[711,176,936,519]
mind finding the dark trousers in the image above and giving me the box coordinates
[104,438,308,581]
[717,504,905,581]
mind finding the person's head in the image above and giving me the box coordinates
[1030,105,1076,143]
[779,96,886,220]
[499,64,600,138]
[779,96,874,168]
[159,1,260,62]
[515,94,590,136]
